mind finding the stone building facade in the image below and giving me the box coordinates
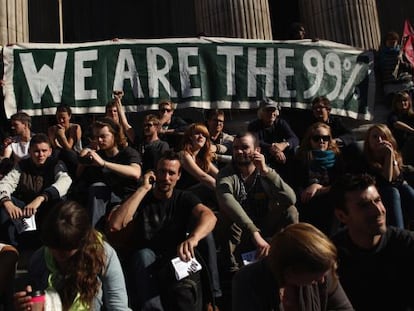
[1,0,413,51]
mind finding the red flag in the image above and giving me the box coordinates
[403,19,414,67]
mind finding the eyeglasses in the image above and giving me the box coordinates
[212,119,224,124]
[144,123,155,127]
[160,108,172,113]
[312,105,328,110]
[311,135,331,142]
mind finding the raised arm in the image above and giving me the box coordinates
[1,137,13,159]
[114,92,135,143]
[108,171,154,231]
[394,120,414,134]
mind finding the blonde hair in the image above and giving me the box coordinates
[392,91,414,116]
[268,223,338,286]
[296,122,340,161]
[144,114,161,130]
[364,123,403,169]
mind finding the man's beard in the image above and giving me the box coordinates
[233,154,253,166]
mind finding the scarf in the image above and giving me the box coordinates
[311,150,336,170]
[44,232,103,311]
[45,248,89,311]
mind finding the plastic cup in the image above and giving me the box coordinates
[30,290,45,311]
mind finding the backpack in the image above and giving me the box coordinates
[158,250,216,311]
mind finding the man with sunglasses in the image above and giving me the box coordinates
[157,101,188,150]
[205,109,234,168]
[138,114,170,172]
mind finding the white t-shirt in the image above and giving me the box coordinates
[6,135,31,162]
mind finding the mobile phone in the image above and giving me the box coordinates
[78,155,93,165]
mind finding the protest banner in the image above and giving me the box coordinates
[2,37,374,119]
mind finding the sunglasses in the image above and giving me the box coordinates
[311,135,330,142]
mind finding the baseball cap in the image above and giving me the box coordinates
[260,98,281,110]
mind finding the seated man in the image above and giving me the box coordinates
[137,114,170,173]
[298,96,355,146]
[108,150,217,310]
[157,100,188,150]
[0,112,33,164]
[0,112,33,179]
[0,133,72,248]
[248,98,299,183]
[77,117,142,228]
[216,131,298,273]
[205,109,234,168]
[331,173,414,310]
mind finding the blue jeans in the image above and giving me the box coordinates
[0,198,38,248]
[87,182,121,229]
[128,248,164,311]
[379,182,414,229]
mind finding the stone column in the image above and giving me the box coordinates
[0,0,29,46]
[194,0,272,40]
[299,0,381,50]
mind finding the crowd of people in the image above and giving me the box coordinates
[0,87,414,311]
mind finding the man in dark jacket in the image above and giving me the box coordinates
[332,173,414,311]
[0,133,72,248]
[248,98,299,183]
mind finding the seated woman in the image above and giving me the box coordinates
[294,122,344,235]
[13,200,130,311]
[47,104,82,177]
[177,123,218,205]
[362,124,414,229]
[105,91,135,144]
[232,223,353,311]
[387,91,414,165]
[177,123,222,300]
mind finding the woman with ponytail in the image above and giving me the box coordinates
[14,200,130,310]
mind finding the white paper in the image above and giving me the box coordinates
[12,215,37,234]
[171,257,202,280]
[241,250,257,266]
